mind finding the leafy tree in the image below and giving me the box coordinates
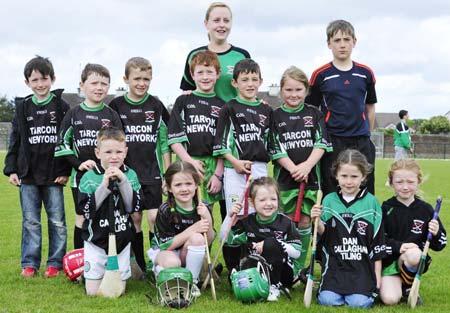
[0,95,15,122]
[410,118,426,133]
[419,116,450,134]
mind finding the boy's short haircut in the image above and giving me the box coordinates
[326,19,356,42]
[280,66,309,91]
[24,55,55,81]
[189,50,221,75]
[125,57,152,78]
[81,63,110,83]
[399,109,408,119]
[97,126,126,146]
[233,58,261,80]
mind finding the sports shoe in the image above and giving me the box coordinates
[191,283,201,298]
[292,267,309,287]
[44,266,60,278]
[267,284,280,302]
[21,267,36,277]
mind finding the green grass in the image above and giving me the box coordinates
[1,155,449,312]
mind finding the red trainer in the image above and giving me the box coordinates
[44,266,60,278]
[21,267,36,277]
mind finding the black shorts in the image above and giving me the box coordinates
[141,184,162,210]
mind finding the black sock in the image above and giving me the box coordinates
[223,245,241,272]
[132,231,146,272]
[74,226,83,249]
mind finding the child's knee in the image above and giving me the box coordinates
[318,290,344,306]
[187,233,204,246]
[402,247,422,267]
[345,294,374,308]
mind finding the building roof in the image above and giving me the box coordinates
[374,112,399,129]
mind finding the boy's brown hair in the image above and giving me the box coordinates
[81,63,110,83]
[96,126,126,147]
[326,19,356,42]
[125,57,152,78]
[189,50,221,75]
[233,58,261,80]
[24,55,55,81]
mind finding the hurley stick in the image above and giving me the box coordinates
[303,189,323,308]
[97,181,125,298]
[293,181,306,223]
[201,174,252,290]
[408,196,442,309]
[197,188,217,300]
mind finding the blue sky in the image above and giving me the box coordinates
[1,0,449,118]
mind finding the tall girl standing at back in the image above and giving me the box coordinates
[180,2,251,102]
[310,149,385,308]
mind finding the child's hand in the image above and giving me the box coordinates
[191,159,205,179]
[207,174,222,194]
[310,204,323,219]
[196,202,210,219]
[232,159,252,174]
[399,242,418,253]
[54,176,68,185]
[182,90,193,96]
[252,241,264,254]
[290,162,312,182]
[230,202,243,216]
[191,219,210,234]
[8,173,21,186]
[79,160,96,171]
[429,219,439,236]
[103,167,125,186]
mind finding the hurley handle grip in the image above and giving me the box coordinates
[427,196,442,241]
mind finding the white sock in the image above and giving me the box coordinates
[185,245,205,282]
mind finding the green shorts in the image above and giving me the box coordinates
[279,188,317,215]
[193,155,223,204]
[382,261,400,276]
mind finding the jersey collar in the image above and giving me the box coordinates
[193,90,216,98]
[256,212,278,224]
[32,93,55,106]
[281,103,305,113]
[125,93,150,105]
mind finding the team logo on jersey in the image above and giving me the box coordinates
[211,106,221,117]
[273,231,284,240]
[411,219,425,234]
[145,111,155,123]
[344,79,350,85]
[49,111,57,123]
[303,116,313,127]
[101,119,111,128]
[356,221,368,236]
[259,114,267,126]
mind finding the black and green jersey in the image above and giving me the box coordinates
[168,91,225,157]
[109,94,170,185]
[55,102,122,187]
[382,196,447,269]
[227,212,301,262]
[319,189,385,296]
[7,92,70,185]
[180,45,251,102]
[79,164,141,253]
[154,201,203,250]
[270,103,331,190]
[213,98,272,167]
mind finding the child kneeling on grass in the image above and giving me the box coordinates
[220,177,301,302]
[380,159,446,305]
[78,127,141,296]
[149,160,214,298]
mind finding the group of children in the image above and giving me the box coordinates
[4,12,447,308]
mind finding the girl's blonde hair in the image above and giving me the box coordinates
[388,159,423,185]
[332,149,373,180]
[205,2,232,21]
[280,66,309,92]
